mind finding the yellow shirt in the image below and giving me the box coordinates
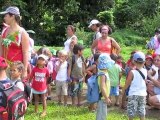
[98,70,110,99]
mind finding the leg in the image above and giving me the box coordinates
[137,96,146,120]
[149,95,160,109]
[41,93,47,117]
[34,94,39,113]
[115,95,120,106]
[56,81,62,103]
[62,81,68,105]
[77,82,83,106]
[96,100,107,120]
[47,84,51,100]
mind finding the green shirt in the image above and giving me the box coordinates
[108,64,121,86]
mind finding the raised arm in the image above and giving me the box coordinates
[21,30,29,78]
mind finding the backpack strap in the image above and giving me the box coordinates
[15,80,22,85]
[136,69,145,80]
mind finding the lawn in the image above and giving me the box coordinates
[25,45,159,120]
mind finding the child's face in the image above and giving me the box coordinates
[145,58,152,66]
[37,58,46,66]
[10,66,22,80]
[78,50,83,56]
[153,56,160,67]
[59,54,67,62]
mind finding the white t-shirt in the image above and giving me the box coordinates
[129,68,147,96]
[13,80,24,91]
[47,60,53,74]
[93,31,101,40]
[151,65,159,80]
[56,61,68,81]
[64,35,77,53]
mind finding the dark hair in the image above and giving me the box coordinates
[67,25,76,33]
[110,54,118,62]
[73,44,84,54]
[8,13,21,26]
[94,53,100,62]
[56,50,60,57]
[99,25,112,35]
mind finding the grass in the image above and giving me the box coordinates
[25,45,158,120]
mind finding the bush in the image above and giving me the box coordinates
[111,28,147,46]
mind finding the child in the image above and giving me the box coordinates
[121,51,136,109]
[96,53,112,120]
[109,54,122,106]
[10,61,24,120]
[55,50,68,105]
[68,44,85,106]
[30,54,49,117]
[86,53,100,111]
[0,56,11,119]
[123,51,147,120]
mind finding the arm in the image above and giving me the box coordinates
[55,61,62,72]
[91,39,98,54]
[122,71,133,94]
[85,64,96,76]
[150,77,160,87]
[70,36,77,51]
[111,38,121,54]
[99,75,111,104]
[21,30,30,78]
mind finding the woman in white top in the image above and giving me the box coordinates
[64,25,77,54]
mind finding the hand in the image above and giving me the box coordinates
[105,97,112,105]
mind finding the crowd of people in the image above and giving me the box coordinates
[0,6,160,120]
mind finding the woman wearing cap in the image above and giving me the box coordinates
[0,6,30,78]
[64,25,77,55]
[91,25,121,55]
[88,19,102,41]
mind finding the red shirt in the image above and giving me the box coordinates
[31,66,49,92]
[1,27,23,62]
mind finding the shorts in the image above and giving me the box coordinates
[32,88,47,94]
[154,87,160,95]
[68,81,83,97]
[110,86,119,96]
[56,81,68,95]
[127,95,146,118]
[156,95,160,102]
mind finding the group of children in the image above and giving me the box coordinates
[0,43,159,120]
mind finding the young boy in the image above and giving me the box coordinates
[55,50,68,105]
[123,51,147,120]
[68,44,85,106]
[10,61,25,120]
[96,53,112,120]
[0,56,11,119]
[109,54,122,106]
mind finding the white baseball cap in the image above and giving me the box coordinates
[0,6,20,16]
[38,54,48,61]
[133,51,145,63]
[88,19,100,28]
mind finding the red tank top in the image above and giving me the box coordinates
[97,39,112,54]
[1,27,23,63]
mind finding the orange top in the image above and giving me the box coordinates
[97,39,112,54]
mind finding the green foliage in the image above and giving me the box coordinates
[97,10,115,29]
[111,28,147,46]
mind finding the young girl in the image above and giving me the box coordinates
[96,53,112,120]
[10,61,24,120]
[30,54,49,117]
[123,51,147,120]
[55,50,68,105]
[86,53,100,111]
